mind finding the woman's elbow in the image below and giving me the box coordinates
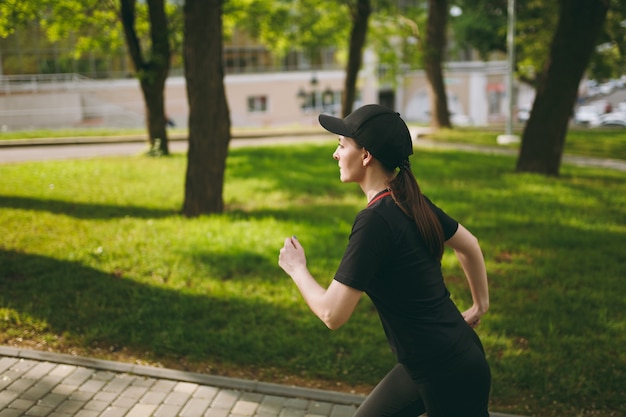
[319,311,347,330]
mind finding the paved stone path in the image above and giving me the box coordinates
[0,347,524,417]
[0,347,361,417]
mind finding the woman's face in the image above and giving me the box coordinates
[332,136,366,183]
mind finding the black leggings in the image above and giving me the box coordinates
[354,342,491,417]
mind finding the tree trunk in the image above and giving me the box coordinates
[424,0,451,128]
[182,0,231,217]
[342,0,370,117]
[516,0,608,176]
[120,0,171,155]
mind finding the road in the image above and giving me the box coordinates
[0,135,333,165]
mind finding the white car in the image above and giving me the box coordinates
[598,111,626,127]
[574,105,602,126]
[517,107,530,123]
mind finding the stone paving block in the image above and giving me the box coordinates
[39,373,68,387]
[284,398,309,409]
[125,403,158,416]
[21,382,54,401]
[99,406,128,417]
[112,395,137,408]
[131,376,156,387]
[23,361,56,380]
[119,385,149,399]
[93,391,119,403]
[203,407,230,417]
[74,409,99,417]
[0,357,18,373]
[0,408,23,417]
[48,413,74,417]
[0,390,19,407]
[193,385,218,400]
[240,392,263,403]
[257,395,288,416]
[23,404,53,416]
[179,398,212,417]
[164,390,191,406]
[69,389,96,402]
[9,359,37,375]
[0,373,14,390]
[92,370,116,382]
[103,375,134,393]
[6,376,37,393]
[174,381,199,394]
[9,397,35,410]
[38,392,67,408]
[55,399,86,414]
[329,404,356,417]
[308,401,333,415]
[49,365,76,378]
[231,399,259,416]
[154,403,184,417]
[79,378,107,393]
[63,367,94,386]
[151,379,177,393]
[210,389,240,409]
[51,383,78,396]
[279,408,306,417]
[84,399,112,412]
[140,390,168,405]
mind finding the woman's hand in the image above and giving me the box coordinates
[278,235,362,329]
[446,224,489,329]
[462,304,486,328]
[279,236,307,277]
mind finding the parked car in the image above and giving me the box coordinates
[598,111,626,127]
[517,107,530,123]
[450,113,472,126]
[574,105,602,126]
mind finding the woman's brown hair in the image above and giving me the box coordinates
[388,160,445,260]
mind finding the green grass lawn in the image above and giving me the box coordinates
[425,125,626,161]
[1,141,624,417]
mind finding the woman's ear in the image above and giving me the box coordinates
[362,150,373,167]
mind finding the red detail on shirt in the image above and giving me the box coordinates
[367,191,391,207]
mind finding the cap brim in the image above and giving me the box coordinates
[318,114,353,137]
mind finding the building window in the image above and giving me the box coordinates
[247,96,268,113]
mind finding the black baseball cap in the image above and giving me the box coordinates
[318,104,413,169]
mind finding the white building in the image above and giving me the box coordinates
[0,59,532,131]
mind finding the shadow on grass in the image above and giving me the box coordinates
[0,195,178,219]
[0,248,367,379]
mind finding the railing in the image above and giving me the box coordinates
[0,73,91,95]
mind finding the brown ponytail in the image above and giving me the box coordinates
[389,163,445,260]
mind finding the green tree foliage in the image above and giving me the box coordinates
[0,0,180,153]
[449,0,507,60]
[0,0,41,37]
[224,0,349,66]
[368,3,426,87]
[589,0,626,80]
[450,0,625,84]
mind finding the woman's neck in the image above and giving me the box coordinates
[361,178,393,203]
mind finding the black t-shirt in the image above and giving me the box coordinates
[334,191,471,375]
